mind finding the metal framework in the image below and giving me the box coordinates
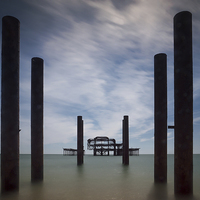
[63,148,77,156]
[87,136,140,156]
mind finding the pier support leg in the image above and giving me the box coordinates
[122,119,125,163]
[94,139,96,156]
[77,116,84,165]
[31,57,44,182]
[154,53,167,183]
[123,116,129,165]
[1,16,20,193]
[174,11,193,195]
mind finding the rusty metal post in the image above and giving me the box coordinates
[77,116,84,165]
[154,53,167,183]
[31,57,44,182]
[1,16,20,193]
[174,11,193,195]
[123,116,129,165]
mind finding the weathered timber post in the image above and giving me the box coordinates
[174,11,193,195]
[108,139,110,156]
[77,116,84,165]
[154,53,167,183]
[122,119,124,163]
[31,57,44,182]
[94,138,96,156]
[1,16,20,193]
[114,140,116,156]
[123,116,129,165]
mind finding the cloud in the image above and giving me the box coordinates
[141,131,174,144]
[1,0,200,153]
[18,0,176,149]
[140,137,154,142]
[194,116,200,125]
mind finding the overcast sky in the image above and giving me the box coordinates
[0,0,200,154]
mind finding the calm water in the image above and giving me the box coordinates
[1,154,200,200]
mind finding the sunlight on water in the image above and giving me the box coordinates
[0,155,200,200]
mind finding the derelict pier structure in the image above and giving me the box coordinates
[87,136,140,156]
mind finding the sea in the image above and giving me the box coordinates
[0,154,200,200]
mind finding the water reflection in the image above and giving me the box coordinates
[76,164,84,178]
[30,182,44,200]
[147,183,168,200]
[147,183,200,200]
[0,182,44,200]
[175,194,199,200]
[0,190,19,200]
[1,155,200,200]
[122,164,129,177]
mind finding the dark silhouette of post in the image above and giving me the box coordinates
[154,53,167,183]
[174,11,193,195]
[31,57,44,182]
[122,119,125,164]
[77,116,84,165]
[123,116,129,165]
[94,138,97,156]
[1,16,20,193]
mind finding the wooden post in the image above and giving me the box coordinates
[123,116,129,165]
[122,119,125,163]
[31,57,44,182]
[1,16,20,193]
[154,53,167,183]
[94,138,96,156]
[77,116,84,165]
[108,139,110,156]
[174,11,193,195]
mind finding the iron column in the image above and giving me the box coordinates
[31,57,44,182]
[77,116,84,165]
[154,53,167,183]
[123,116,129,165]
[1,16,20,193]
[174,11,193,195]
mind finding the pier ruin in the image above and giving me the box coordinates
[87,136,139,156]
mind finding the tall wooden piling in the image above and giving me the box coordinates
[31,57,44,182]
[123,116,129,165]
[77,116,84,165]
[1,16,20,193]
[154,53,167,183]
[174,11,193,195]
[122,119,125,164]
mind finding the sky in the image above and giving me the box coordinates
[0,0,200,154]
